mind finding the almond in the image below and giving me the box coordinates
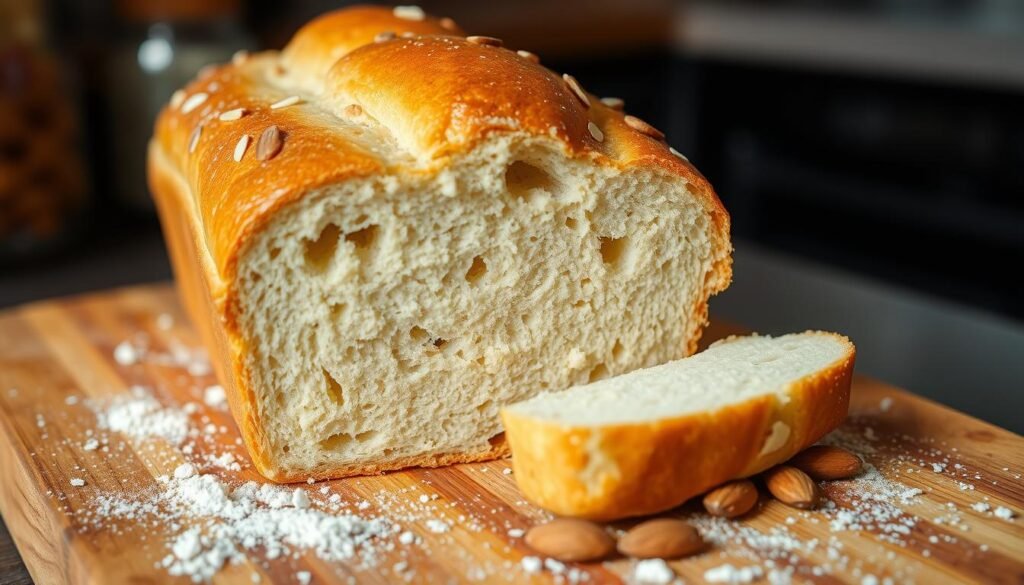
[764,466,822,509]
[617,518,704,559]
[703,480,759,518]
[524,518,614,562]
[788,445,863,480]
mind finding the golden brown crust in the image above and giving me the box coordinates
[501,333,855,520]
[149,5,732,482]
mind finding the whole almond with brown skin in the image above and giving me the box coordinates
[764,465,822,509]
[524,519,614,562]
[703,480,759,518]
[788,445,863,480]
[617,519,704,559]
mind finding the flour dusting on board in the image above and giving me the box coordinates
[27,331,1017,583]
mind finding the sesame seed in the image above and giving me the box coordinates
[374,31,396,43]
[256,125,283,161]
[588,121,604,142]
[562,74,590,108]
[669,146,689,162]
[516,50,540,64]
[233,135,250,162]
[624,114,665,140]
[344,104,364,117]
[467,36,503,47]
[180,92,209,114]
[170,89,186,109]
[440,17,457,31]
[393,5,425,21]
[270,95,301,110]
[188,125,202,153]
[400,31,416,39]
[232,50,250,65]
[218,108,247,121]
[600,97,625,110]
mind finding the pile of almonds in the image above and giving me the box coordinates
[522,444,863,562]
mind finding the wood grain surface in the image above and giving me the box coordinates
[0,284,1021,584]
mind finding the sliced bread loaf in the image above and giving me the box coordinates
[148,6,732,481]
[501,332,855,520]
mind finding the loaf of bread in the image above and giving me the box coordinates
[148,5,732,482]
[502,332,855,520]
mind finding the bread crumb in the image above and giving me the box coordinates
[994,506,1015,521]
[70,478,86,487]
[296,571,311,585]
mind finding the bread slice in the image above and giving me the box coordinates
[502,332,855,520]
[148,6,731,481]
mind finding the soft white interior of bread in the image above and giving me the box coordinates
[507,333,849,426]
[234,134,718,474]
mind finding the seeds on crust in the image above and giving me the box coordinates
[374,31,396,43]
[587,121,604,143]
[439,17,457,31]
[624,115,665,140]
[218,108,247,122]
[170,89,186,109]
[270,95,302,110]
[600,97,625,110]
[256,125,284,161]
[669,146,689,162]
[524,518,614,562]
[788,445,863,480]
[764,465,822,510]
[467,35,503,47]
[233,135,250,162]
[180,92,209,114]
[516,50,540,64]
[562,74,590,108]
[393,5,425,21]
[617,519,704,559]
[188,125,202,154]
[703,479,759,518]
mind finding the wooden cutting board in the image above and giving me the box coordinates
[0,284,1021,584]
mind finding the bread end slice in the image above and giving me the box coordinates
[501,332,854,520]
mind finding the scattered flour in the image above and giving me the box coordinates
[95,386,190,446]
[203,385,227,409]
[633,559,675,583]
[704,563,764,583]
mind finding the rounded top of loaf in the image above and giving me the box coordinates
[149,5,729,287]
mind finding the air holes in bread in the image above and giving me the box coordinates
[410,326,429,342]
[345,224,379,258]
[465,255,487,283]
[599,235,628,266]
[565,216,578,230]
[505,160,557,199]
[320,430,378,451]
[304,223,340,270]
[612,339,624,361]
[322,368,344,406]
[588,362,609,382]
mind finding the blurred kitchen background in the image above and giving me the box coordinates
[1,0,1022,431]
